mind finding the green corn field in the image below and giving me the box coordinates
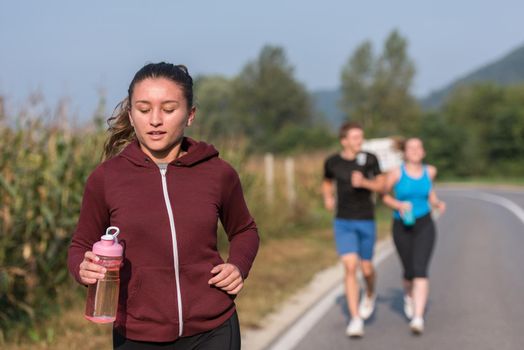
[0,115,106,342]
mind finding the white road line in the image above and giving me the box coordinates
[442,190,524,225]
[268,240,395,350]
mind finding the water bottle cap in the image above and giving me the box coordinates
[93,226,123,257]
[104,226,120,240]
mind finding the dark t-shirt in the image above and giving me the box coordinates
[324,152,382,220]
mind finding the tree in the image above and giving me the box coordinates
[232,45,314,151]
[339,41,374,130]
[425,83,524,177]
[419,112,463,177]
[339,30,420,136]
[373,30,420,136]
[486,86,524,167]
[191,75,236,141]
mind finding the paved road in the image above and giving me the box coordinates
[282,187,524,350]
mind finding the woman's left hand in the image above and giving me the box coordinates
[435,200,447,214]
[208,263,244,295]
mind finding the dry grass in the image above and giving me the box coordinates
[236,228,338,328]
[5,302,113,350]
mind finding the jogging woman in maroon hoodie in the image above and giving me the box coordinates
[68,62,259,349]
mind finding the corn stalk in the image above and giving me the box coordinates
[0,118,104,341]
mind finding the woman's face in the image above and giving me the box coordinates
[404,138,425,163]
[129,77,195,162]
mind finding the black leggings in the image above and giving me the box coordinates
[113,311,240,350]
[393,213,436,280]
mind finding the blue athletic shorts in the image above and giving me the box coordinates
[333,218,376,260]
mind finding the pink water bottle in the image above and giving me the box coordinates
[84,226,123,323]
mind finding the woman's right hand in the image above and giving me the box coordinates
[398,201,412,216]
[79,251,106,285]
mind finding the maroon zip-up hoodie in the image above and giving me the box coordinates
[67,137,259,342]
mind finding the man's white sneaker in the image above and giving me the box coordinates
[346,318,364,337]
[359,294,376,320]
[404,295,414,320]
[410,317,424,334]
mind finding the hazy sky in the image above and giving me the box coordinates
[1,0,523,120]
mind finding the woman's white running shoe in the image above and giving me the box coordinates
[346,318,364,337]
[410,317,424,334]
[404,295,414,320]
[359,294,376,320]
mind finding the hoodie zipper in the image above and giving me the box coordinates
[159,167,184,336]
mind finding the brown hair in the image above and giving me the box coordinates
[391,136,406,152]
[392,136,422,153]
[103,62,194,160]
[338,121,362,139]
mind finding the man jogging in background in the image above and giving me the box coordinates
[322,122,385,338]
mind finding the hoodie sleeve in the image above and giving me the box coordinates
[219,165,259,279]
[67,165,110,285]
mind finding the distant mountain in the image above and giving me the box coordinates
[421,43,524,109]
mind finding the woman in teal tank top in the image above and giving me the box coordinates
[383,138,446,335]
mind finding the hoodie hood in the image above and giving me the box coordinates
[119,137,219,168]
